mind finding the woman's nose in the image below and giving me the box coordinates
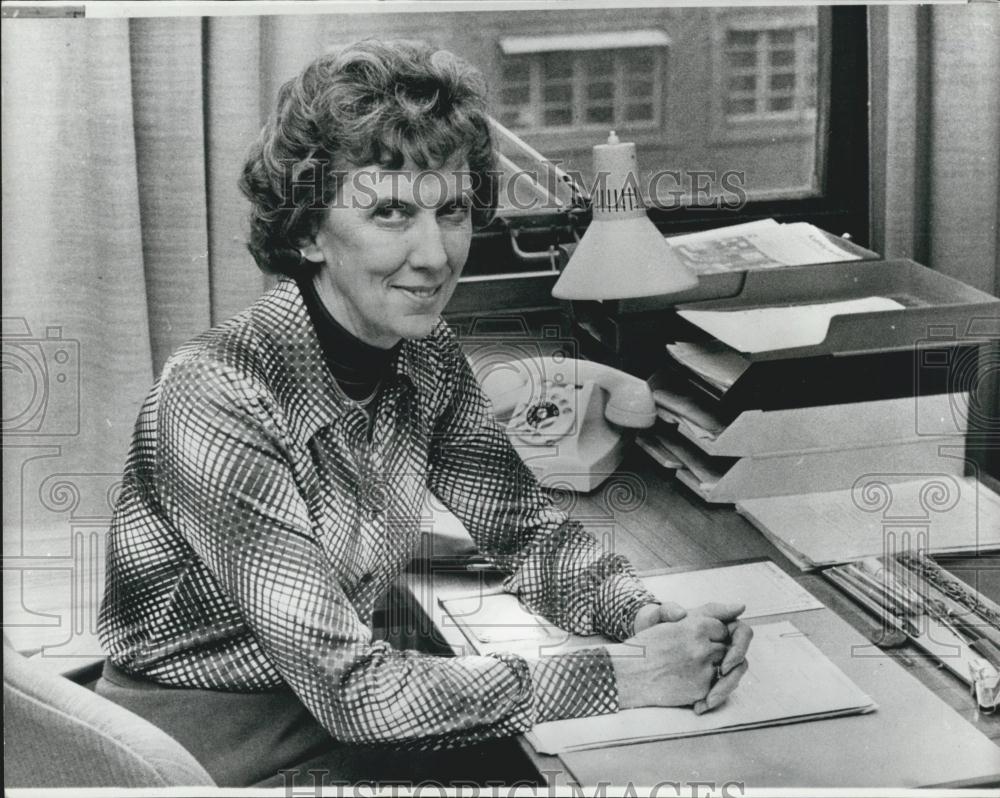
[408,215,449,272]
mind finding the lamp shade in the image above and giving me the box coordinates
[552,132,699,300]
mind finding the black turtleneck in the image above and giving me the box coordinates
[295,274,401,403]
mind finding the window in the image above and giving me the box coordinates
[497,31,668,132]
[464,6,870,304]
[302,7,868,295]
[723,26,817,119]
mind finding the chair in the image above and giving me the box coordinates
[3,638,215,788]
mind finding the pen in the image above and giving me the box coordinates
[937,610,1000,672]
[848,568,921,637]
[850,561,924,617]
[971,639,1000,672]
[464,562,504,572]
[826,570,914,640]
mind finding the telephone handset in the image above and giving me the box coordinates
[477,356,656,492]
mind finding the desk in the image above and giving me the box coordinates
[398,450,1000,788]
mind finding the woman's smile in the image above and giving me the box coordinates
[301,157,473,349]
[394,283,444,301]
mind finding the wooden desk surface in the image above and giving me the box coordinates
[398,448,1000,788]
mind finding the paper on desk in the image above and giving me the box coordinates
[636,433,685,470]
[780,222,860,262]
[527,621,876,754]
[420,491,477,558]
[441,561,823,657]
[643,561,823,617]
[647,369,727,435]
[442,593,557,646]
[678,296,905,354]
[664,219,860,275]
[737,476,1000,570]
[666,341,750,392]
[650,427,732,488]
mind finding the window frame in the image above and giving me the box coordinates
[461,6,869,296]
[496,40,668,136]
[648,6,867,242]
[714,18,820,138]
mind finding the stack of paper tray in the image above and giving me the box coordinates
[668,259,1000,416]
[639,382,970,504]
[635,258,1000,510]
[568,223,882,375]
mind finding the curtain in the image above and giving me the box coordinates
[869,4,1000,481]
[1,13,380,654]
[870,5,1000,293]
[1,17,274,654]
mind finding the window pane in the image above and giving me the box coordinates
[543,107,572,126]
[728,74,756,92]
[542,83,572,103]
[501,86,527,105]
[770,29,795,45]
[499,108,535,128]
[587,81,614,100]
[585,106,614,124]
[728,51,756,68]
[727,30,757,47]
[625,103,654,121]
[627,79,654,99]
[584,50,614,74]
[542,52,573,79]
[770,49,795,67]
[621,48,655,73]
[726,97,756,115]
[502,58,530,82]
[770,73,795,91]
[768,96,793,112]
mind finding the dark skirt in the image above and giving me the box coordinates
[95,661,542,788]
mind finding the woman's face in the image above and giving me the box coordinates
[302,156,474,349]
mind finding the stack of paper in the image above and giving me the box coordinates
[644,561,823,617]
[647,369,727,436]
[635,432,685,470]
[677,296,906,355]
[665,341,750,393]
[665,219,862,275]
[737,476,1000,570]
[440,561,823,658]
[440,564,875,754]
[527,621,876,754]
[648,426,734,489]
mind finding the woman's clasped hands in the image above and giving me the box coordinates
[613,601,753,716]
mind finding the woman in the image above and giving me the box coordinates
[97,39,750,787]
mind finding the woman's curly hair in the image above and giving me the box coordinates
[239,39,498,276]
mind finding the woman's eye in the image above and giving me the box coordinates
[373,202,409,222]
[439,202,470,222]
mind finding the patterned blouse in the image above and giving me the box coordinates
[98,277,659,749]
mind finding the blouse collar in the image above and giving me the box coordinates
[294,273,401,402]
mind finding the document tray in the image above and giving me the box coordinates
[671,259,999,413]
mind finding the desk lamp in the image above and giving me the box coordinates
[551,131,698,300]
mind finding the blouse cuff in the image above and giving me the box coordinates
[594,571,661,641]
[529,647,619,724]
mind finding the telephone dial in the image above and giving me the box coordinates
[477,356,656,492]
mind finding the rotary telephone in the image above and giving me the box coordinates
[477,356,656,492]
